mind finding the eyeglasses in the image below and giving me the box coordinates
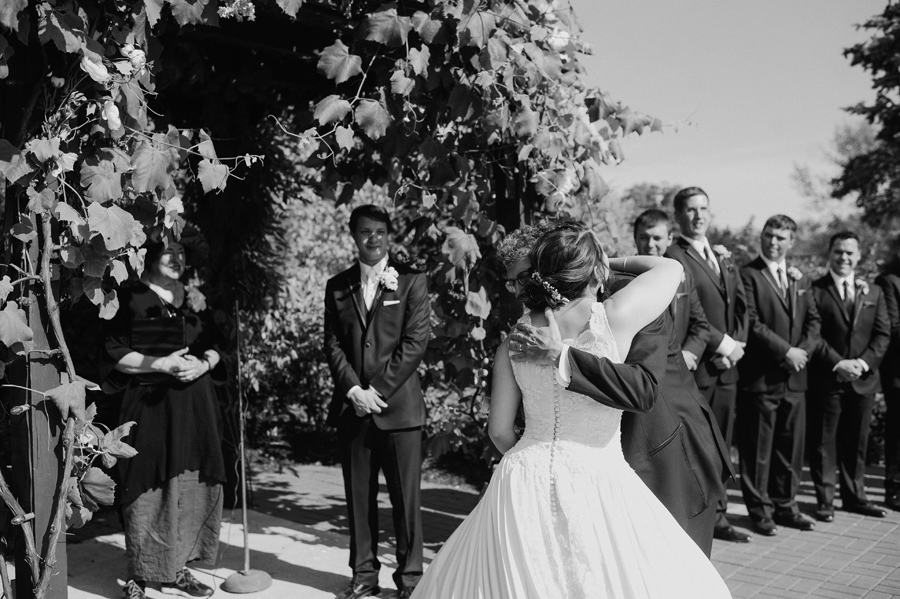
[504,271,531,293]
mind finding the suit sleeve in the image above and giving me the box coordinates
[811,290,844,369]
[683,282,710,357]
[859,288,891,371]
[876,274,900,347]
[369,273,431,399]
[799,279,821,354]
[732,265,749,344]
[741,268,792,358]
[565,315,666,413]
[323,278,362,398]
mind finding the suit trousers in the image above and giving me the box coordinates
[699,381,737,528]
[738,387,806,521]
[885,388,900,496]
[807,388,875,508]
[338,415,423,590]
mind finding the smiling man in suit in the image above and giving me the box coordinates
[808,231,889,521]
[666,187,750,543]
[324,205,431,599]
[634,209,710,370]
[876,240,900,512]
[738,215,820,535]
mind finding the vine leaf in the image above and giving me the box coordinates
[0,301,34,355]
[465,287,491,319]
[98,290,119,320]
[100,421,137,460]
[411,11,441,43]
[26,187,56,214]
[408,46,430,76]
[131,136,174,193]
[390,70,414,96]
[79,467,116,511]
[0,139,34,183]
[198,159,228,193]
[276,0,304,17]
[26,137,60,162]
[11,215,36,242]
[365,8,412,47]
[514,107,538,137]
[60,246,85,268]
[168,0,209,27]
[55,203,85,225]
[196,130,217,160]
[0,276,12,303]
[145,0,165,26]
[0,0,26,31]
[354,98,392,139]
[335,125,355,150]
[44,380,87,422]
[313,95,352,126]
[80,148,130,203]
[317,40,362,84]
[87,203,137,250]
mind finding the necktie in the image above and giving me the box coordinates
[843,280,854,314]
[364,270,377,310]
[776,266,787,298]
[703,246,720,275]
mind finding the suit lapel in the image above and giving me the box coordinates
[680,238,725,295]
[852,286,865,327]
[759,263,790,311]
[366,285,387,328]
[345,265,367,328]
[826,280,851,324]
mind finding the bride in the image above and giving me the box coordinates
[411,222,732,598]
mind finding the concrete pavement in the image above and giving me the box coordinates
[63,463,900,599]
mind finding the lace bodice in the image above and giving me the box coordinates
[509,302,624,461]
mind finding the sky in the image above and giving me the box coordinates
[569,0,886,229]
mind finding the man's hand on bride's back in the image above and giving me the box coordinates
[509,309,563,364]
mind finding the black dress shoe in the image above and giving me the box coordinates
[773,512,815,531]
[887,493,900,512]
[751,518,777,536]
[335,582,381,599]
[815,504,834,522]
[844,501,887,518]
[713,525,751,543]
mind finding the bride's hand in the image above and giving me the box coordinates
[508,309,563,364]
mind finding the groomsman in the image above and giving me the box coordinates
[666,187,750,543]
[808,231,889,521]
[324,205,431,599]
[876,240,900,512]
[738,215,820,535]
[634,209,709,368]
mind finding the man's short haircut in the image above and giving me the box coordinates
[349,204,393,234]
[828,230,860,251]
[633,209,673,238]
[495,221,556,272]
[673,186,709,213]
[763,214,797,234]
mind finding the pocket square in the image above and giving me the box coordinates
[383,300,400,306]
[676,292,687,299]
[798,289,807,296]
[863,301,875,308]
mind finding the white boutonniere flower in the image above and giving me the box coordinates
[856,279,870,296]
[787,266,803,281]
[712,245,732,260]
[378,266,399,291]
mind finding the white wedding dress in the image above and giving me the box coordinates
[411,303,732,599]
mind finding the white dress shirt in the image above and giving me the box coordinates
[828,270,868,372]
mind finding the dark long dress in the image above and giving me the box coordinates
[104,283,226,581]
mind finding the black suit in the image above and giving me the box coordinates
[738,258,820,521]
[565,274,732,556]
[666,238,747,529]
[324,261,430,590]
[808,274,890,508]
[671,268,710,357]
[876,260,900,499]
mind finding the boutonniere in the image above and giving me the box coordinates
[712,245,732,260]
[185,273,207,312]
[378,266,399,291]
[787,266,803,282]
[856,279,870,296]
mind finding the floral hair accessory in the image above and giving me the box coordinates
[856,279,870,296]
[787,266,803,281]
[185,273,207,312]
[531,271,569,306]
[712,245,732,260]
[378,266,399,291]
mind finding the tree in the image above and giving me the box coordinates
[834,2,900,225]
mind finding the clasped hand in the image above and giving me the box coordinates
[834,359,863,382]
[349,387,387,417]
[509,309,563,364]
[155,348,210,383]
[782,347,808,373]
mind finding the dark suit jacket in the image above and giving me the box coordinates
[809,274,890,396]
[323,261,431,429]
[738,257,820,393]
[876,259,900,391]
[566,277,732,530]
[666,238,747,387]
[671,268,710,357]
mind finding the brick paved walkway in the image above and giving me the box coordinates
[66,463,899,599]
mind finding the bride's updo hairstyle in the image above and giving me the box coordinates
[521,222,608,311]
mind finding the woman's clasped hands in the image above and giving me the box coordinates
[152,347,212,383]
